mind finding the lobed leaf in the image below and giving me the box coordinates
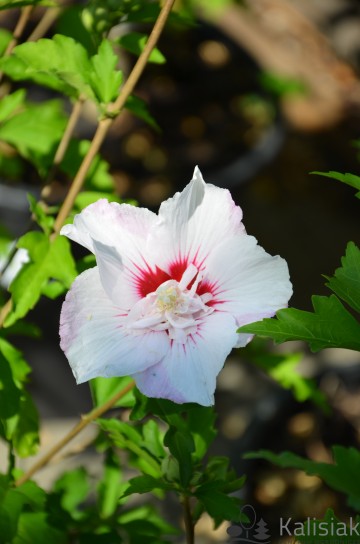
[239,295,360,352]
[325,242,360,313]
[311,170,360,199]
[89,39,122,104]
[0,35,122,106]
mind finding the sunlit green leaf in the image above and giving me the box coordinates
[0,35,122,106]
[118,32,165,64]
[0,28,11,56]
[28,194,54,235]
[0,89,25,123]
[0,0,54,9]
[90,376,135,409]
[89,39,122,104]
[61,140,114,192]
[0,99,67,175]
[6,391,39,457]
[5,232,77,327]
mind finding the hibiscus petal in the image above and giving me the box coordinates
[132,311,239,406]
[61,199,156,254]
[60,267,169,384]
[61,200,159,308]
[203,234,292,327]
[149,167,245,274]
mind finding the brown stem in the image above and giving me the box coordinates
[15,380,135,487]
[0,6,33,83]
[44,96,85,187]
[27,6,62,42]
[52,0,175,234]
[182,495,195,544]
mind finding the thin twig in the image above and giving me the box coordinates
[44,96,85,187]
[52,0,176,233]
[15,380,135,487]
[27,6,62,42]
[182,495,195,544]
[0,6,33,83]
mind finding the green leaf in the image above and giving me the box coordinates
[0,99,67,175]
[5,232,77,327]
[6,391,39,457]
[0,338,31,386]
[164,427,195,488]
[142,419,165,459]
[245,446,360,510]
[90,376,135,409]
[187,406,216,461]
[28,194,54,235]
[125,95,159,130]
[53,468,90,519]
[0,479,47,542]
[0,35,122,106]
[311,170,360,199]
[130,388,195,422]
[97,449,125,518]
[326,242,360,313]
[13,512,67,544]
[118,32,165,64]
[0,34,93,99]
[98,418,162,478]
[0,339,39,456]
[0,28,11,56]
[123,475,170,497]
[0,350,21,419]
[0,89,25,123]
[239,295,360,352]
[195,483,242,524]
[0,0,54,9]
[118,504,178,541]
[89,39,122,104]
[60,139,114,192]
[252,351,328,409]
